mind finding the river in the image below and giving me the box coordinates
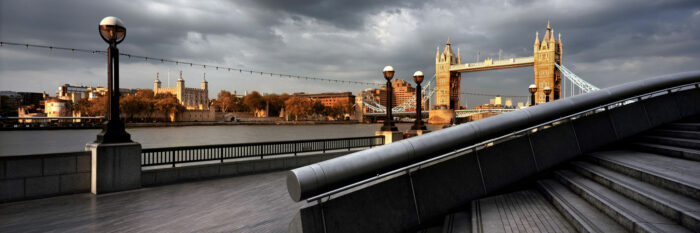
[0,123,443,156]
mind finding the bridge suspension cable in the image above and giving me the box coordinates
[555,63,599,94]
[0,41,382,86]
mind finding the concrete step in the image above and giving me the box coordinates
[441,210,471,233]
[588,150,700,200]
[470,189,575,233]
[650,129,700,140]
[537,179,627,233]
[640,135,700,151]
[631,142,700,162]
[554,169,693,233]
[571,161,700,232]
[664,123,700,132]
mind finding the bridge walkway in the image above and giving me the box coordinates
[0,171,299,233]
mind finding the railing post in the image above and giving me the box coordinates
[294,142,298,156]
[260,144,264,159]
[323,140,326,153]
[172,150,175,168]
[220,147,224,163]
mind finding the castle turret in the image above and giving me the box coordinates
[534,31,540,48]
[176,70,185,104]
[154,72,162,94]
[201,72,208,90]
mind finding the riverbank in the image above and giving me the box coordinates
[126,120,361,128]
[0,120,363,131]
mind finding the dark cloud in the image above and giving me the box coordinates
[1,0,699,108]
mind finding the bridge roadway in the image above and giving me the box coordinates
[0,171,299,233]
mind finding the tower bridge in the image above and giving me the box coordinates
[361,22,599,124]
[430,21,565,124]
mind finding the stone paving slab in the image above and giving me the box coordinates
[0,171,304,233]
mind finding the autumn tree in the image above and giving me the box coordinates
[120,94,144,122]
[311,101,325,116]
[243,91,265,112]
[135,90,156,121]
[284,96,312,121]
[154,93,185,121]
[264,93,290,117]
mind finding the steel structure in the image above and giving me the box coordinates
[555,63,599,93]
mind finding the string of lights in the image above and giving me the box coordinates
[0,41,383,86]
[1,41,530,98]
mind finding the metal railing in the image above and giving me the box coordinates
[141,136,385,167]
[304,78,700,203]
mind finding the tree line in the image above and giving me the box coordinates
[75,89,184,122]
[212,90,354,120]
[73,89,354,122]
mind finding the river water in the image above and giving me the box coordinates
[0,123,442,156]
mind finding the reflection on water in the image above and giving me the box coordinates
[0,123,442,156]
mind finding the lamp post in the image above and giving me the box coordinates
[381,66,398,131]
[95,16,131,143]
[544,86,552,103]
[529,84,537,106]
[411,71,426,131]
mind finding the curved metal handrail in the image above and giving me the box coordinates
[287,71,700,202]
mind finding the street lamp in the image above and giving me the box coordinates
[411,71,427,131]
[528,84,537,106]
[544,86,552,103]
[95,16,131,143]
[381,66,398,131]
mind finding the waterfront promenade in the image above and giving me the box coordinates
[0,171,299,233]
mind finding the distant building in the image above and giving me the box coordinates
[44,98,73,117]
[517,102,525,108]
[505,98,512,107]
[56,84,139,103]
[154,71,209,110]
[17,92,46,107]
[0,91,22,110]
[359,79,428,112]
[294,92,355,108]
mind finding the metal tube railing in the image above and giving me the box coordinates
[288,71,700,203]
[141,135,385,167]
[305,82,699,202]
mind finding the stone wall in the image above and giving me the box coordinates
[0,151,91,202]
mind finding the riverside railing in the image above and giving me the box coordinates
[141,136,384,167]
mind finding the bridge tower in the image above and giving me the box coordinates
[533,21,563,104]
[435,38,461,110]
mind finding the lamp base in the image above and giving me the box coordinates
[95,120,132,143]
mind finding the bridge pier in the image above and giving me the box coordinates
[428,109,455,125]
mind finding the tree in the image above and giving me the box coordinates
[331,100,353,120]
[284,96,312,121]
[243,91,265,112]
[135,90,156,121]
[155,93,185,121]
[311,101,325,116]
[264,93,289,117]
[120,94,144,122]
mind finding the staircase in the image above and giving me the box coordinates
[442,120,700,233]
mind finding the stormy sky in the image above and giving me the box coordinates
[1,0,699,107]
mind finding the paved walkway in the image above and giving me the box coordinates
[0,171,303,233]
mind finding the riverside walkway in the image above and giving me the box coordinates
[0,171,300,233]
